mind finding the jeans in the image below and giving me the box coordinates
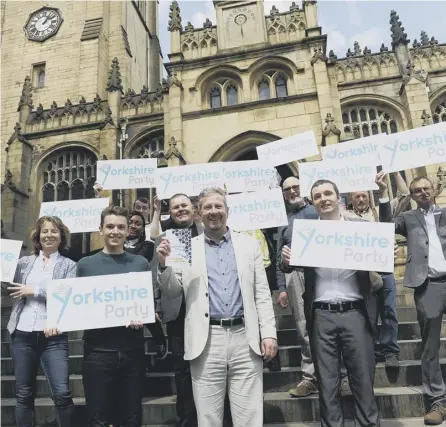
[10,330,74,427]
[375,273,399,357]
[166,303,197,427]
[82,345,144,427]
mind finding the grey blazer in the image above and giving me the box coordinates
[380,201,446,288]
[3,255,77,334]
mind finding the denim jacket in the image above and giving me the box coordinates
[2,255,76,334]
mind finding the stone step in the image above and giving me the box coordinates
[263,418,425,427]
[0,387,426,425]
[2,360,445,398]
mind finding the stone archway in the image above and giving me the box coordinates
[208,130,297,181]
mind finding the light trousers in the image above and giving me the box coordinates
[189,324,263,427]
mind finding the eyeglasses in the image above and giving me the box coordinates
[282,185,300,194]
[134,205,149,212]
[411,187,433,195]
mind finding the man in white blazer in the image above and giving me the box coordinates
[157,187,277,427]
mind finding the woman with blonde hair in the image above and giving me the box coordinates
[4,216,76,427]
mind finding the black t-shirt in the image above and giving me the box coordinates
[76,251,151,351]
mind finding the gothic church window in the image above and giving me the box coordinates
[258,76,271,100]
[207,79,241,109]
[38,70,45,88]
[226,85,238,106]
[32,63,46,88]
[275,73,288,98]
[210,86,222,108]
[433,98,446,123]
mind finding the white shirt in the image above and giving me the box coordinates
[421,205,446,278]
[17,251,60,332]
[314,216,362,303]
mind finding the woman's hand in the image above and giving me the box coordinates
[7,283,34,298]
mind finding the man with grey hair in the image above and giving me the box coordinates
[157,187,277,427]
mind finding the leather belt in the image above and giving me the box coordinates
[314,300,363,313]
[209,317,244,327]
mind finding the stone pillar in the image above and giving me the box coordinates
[168,1,182,57]
[303,1,318,30]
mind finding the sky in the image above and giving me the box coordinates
[157,0,446,65]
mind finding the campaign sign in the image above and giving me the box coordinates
[321,133,386,164]
[46,272,155,332]
[222,160,278,193]
[378,121,446,173]
[298,157,379,198]
[1,239,22,282]
[227,189,288,231]
[290,219,395,273]
[156,163,225,199]
[256,130,319,167]
[39,198,109,233]
[97,158,157,190]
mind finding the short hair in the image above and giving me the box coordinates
[409,176,435,193]
[30,216,70,255]
[100,206,129,228]
[198,187,228,209]
[310,179,340,198]
[169,193,191,209]
[134,197,149,206]
[128,210,146,240]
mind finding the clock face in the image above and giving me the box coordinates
[24,7,63,42]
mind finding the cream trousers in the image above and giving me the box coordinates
[189,324,263,427]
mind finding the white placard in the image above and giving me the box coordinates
[165,229,192,269]
[290,219,395,273]
[39,198,109,233]
[1,239,22,282]
[222,160,278,193]
[156,163,225,199]
[378,122,446,173]
[97,158,157,190]
[298,157,379,197]
[256,130,319,166]
[227,189,288,231]
[321,133,386,164]
[46,272,154,332]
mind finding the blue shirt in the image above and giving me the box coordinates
[204,229,244,319]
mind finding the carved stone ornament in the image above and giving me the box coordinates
[168,1,182,32]
[17,76,33,111]
[290,2,300,12]
[203,18,212,28]
[140,85,150,101]
[78,96,87,113]
[363,46,371,56]
[413,39,421,48]
[92,94,102,110]
[420,31,430,46]
[162,78,169,91]
[390,10,410,48]
[353,41,362,56]
[165,136,184,161]
[184,21,194,32]
[310,45,327,65]
[7,122,31,148]
[328,50,337,62]
[106,57,123,93]
[4,170,13,187]
[167,72,183,89]
[322,113,341,137]
[346,48,354,58]
[102,106,114,128]
[421,110,432,126]
[63,99,73,114]
[35,103,44,121]
[380,43,389,53]
[49,101,58,116]
[270,5,279,16]
[402,58,428,85]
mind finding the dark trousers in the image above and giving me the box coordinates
[146,321,166,347]
[10,330,74,427]
[311,307,379,427]
[166,304,197,427]
[82,345,144,427]
[375,273,399,357]
[415,279,446,408]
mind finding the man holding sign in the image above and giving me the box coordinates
[281,179,380,427]
[75,206,159,427]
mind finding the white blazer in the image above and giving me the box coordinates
[158,230,277,361]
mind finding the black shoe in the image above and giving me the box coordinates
[385,354,399,368]
[155,337,169,361]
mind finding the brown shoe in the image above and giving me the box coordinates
[425,403,446,425]
[340,379,352,396]
[289,379,318,397]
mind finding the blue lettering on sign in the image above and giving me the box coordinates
[325,143,378,160]
[1,252,14,262]
[42,206,104,218]
[382,130,446,167]
[230,199,281,214]
[100,164,156,185]
[297,228,389,257]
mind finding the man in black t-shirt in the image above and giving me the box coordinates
[77,206,154,427]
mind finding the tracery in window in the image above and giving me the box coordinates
[210,86,222,109]
[258,76,270,101]
[275,73,288,98]
[342,106,399,138]
[433,98,446,123]
[226,85,238,106]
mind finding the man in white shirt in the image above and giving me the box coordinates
[281,179,379,427]
[380,176,446,425]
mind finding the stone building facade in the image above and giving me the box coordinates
[1,0,446,258]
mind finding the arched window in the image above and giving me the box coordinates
[258,76,270,100]
[433,98,446,123]
[38,70,45,88]
[41,148,97,258]
[210,86,222,109]
[226,85,238,106]
[275,73,288,98]
[131,134,164,211]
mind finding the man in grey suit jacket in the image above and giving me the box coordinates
[380,175,446,425]
[281,179,380,427]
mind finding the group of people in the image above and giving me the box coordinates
[2,168,446,427]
